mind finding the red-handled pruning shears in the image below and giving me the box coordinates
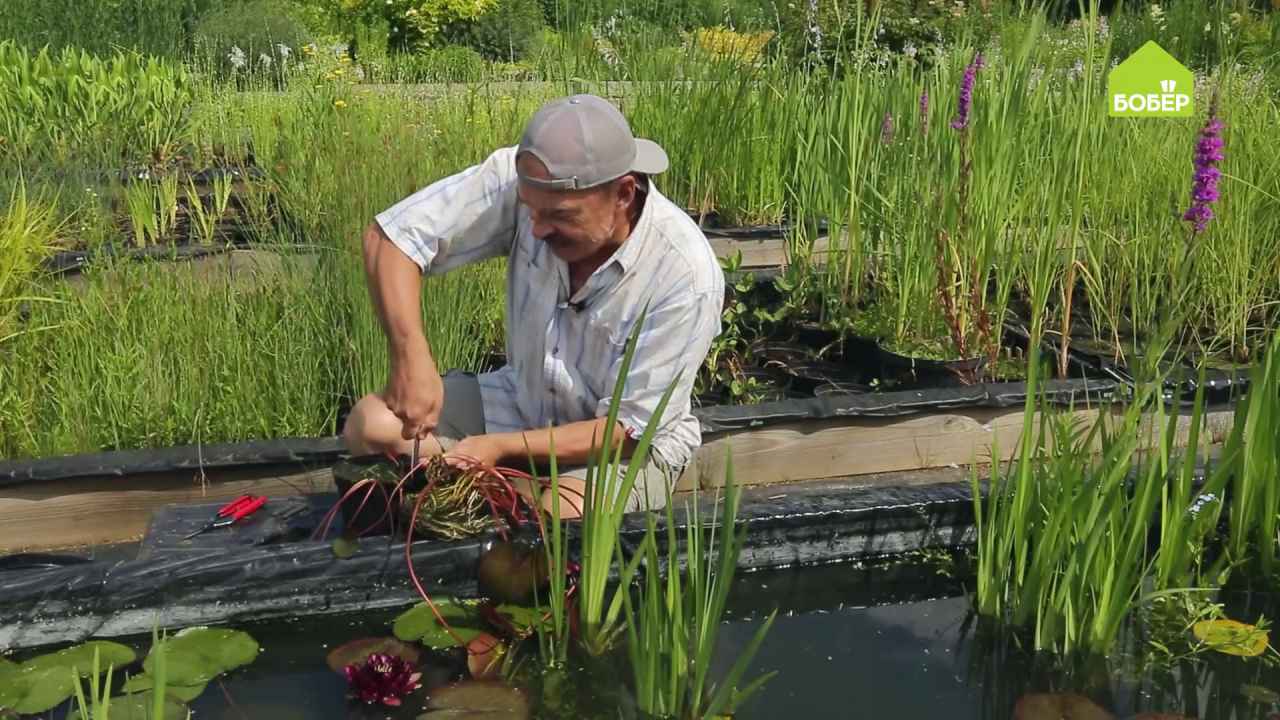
[182,494,267,540]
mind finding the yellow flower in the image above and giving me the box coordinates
[334,67,345,76]
[334,99,348,109]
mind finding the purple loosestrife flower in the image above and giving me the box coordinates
[950,52,985,131]
[1182,112,1225,234]
[881,111,895,144]
[343,653,422,707]
[919,90,930,134]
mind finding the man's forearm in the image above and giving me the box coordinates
[362,222,431,365]
[493,418,637,469]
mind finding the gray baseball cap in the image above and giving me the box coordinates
[515,94,669,191]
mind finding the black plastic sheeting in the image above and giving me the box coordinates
[0,378,1125,487]
[45,237,265,276]
[0,477,977,651]
[0,436,345,488]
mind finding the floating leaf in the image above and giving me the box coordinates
[494,605,552,636]
[120,673,208,702]
[1192,619,1269,657]
[1241,684,1280,705]
[419,680,529,719]
[333,536,358,559]
[1013,693,1114,720]
[144,627,259,686]
[393,600,485,649]
[466,634,504,680]
[23,641,136,676]
[0,641,137,714]
[325,637,422,674]
[68,691,187,719]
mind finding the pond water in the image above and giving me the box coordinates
[7,554,1280,719]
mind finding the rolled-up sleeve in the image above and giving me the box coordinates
[374,146,520,275]
[596,288,722,441]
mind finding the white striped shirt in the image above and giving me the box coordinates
[375,146,724,470]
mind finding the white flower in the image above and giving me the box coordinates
[259,52,272,67]
[276,43,291,58]
[903,42,917,58]
[228,45,247,69]
[1204,22,1212,32]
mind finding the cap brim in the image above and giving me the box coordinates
[632,138,669,175]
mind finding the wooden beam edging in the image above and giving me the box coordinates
[0,466,335,554]
[675,404,1237,492]
[0,401,1237,553]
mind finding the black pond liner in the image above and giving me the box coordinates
[0,378,1126,487]
[0,476,983,651]
[0,449,1225,652]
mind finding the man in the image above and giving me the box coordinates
[341,94,725,519]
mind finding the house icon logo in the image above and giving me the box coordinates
[1108,41,1194,117]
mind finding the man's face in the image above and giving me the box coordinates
[516,153,630,264]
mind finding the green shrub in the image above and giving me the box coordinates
[441,0,547,61]
[775,0,1001,71]
[374,45,489,82]
[193,0,314,86]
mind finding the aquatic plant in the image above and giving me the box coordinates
[622,455,777,719]
[342,652,423,707]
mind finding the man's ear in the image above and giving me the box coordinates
[613,175,637,210]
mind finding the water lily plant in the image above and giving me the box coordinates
[342,652,422,707]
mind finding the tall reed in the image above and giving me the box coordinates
[622,457,776,718]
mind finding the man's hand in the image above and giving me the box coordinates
[444,434,511,470]
[382,347,444,441]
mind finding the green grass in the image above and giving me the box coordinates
[1,0,1278,459]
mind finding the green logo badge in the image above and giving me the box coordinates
[1108,40,1194,117]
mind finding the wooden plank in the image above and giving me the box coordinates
[677,405,1236,491]
[0,404,1236,551]
[0,466,333,553]
[708,235,832,268]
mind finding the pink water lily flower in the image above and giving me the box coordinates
[343,652,423,707]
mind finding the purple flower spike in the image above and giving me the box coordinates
[950,52,984,131]
[919,90,930,133]
[881,111,895,144]
[1182,113,1225,234]
[343,653,423,707]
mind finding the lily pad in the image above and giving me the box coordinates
[23,641,137,676]
[1240,683,1280,705]
[419,680,529,719]
[466,634,504,680]
[494,605,552,636]
[143,627,259,686]
[120,673,208,702]
[0,641,137,715]
[1013,693,1114,720]
[393,600,486,649]
[325,637,423,673]
[68,691,188,719]
[1192,619,1270,657]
